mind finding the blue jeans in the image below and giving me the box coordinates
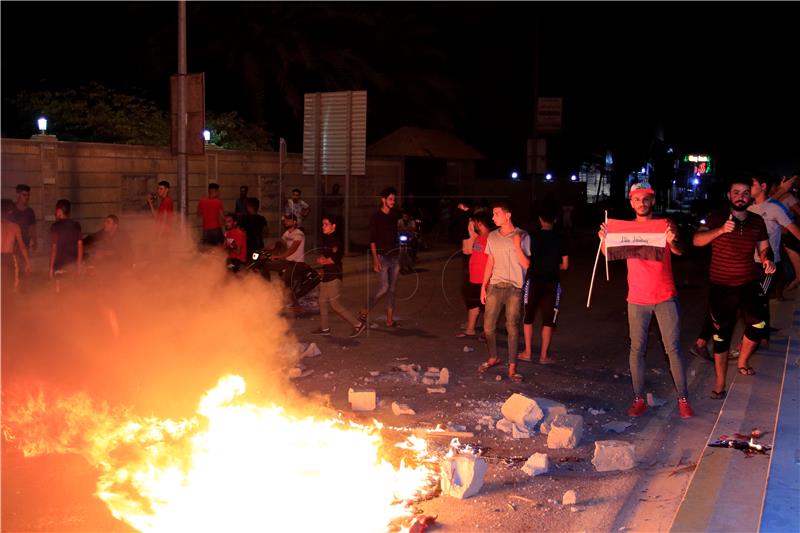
[627,297,688,398]
[368,254,400,312]
[483,283,523,365]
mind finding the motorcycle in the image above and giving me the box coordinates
[247,248,321,300]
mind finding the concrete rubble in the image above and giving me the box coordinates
[511,423,531,439]
[463,345,475,352]
[391,402,416,416]
[496,418,514,433]
[592,440,636,472]
[440,455,488,499]
[348,388,376,411]
[522,453,549,477]
[501,393,544,428]
[369,370,381,377]
[602,421,632,434]
[562,490,577,505]
[437,368,450,385]
[547,414,584,449]
[427,387,447,394]
[534,397,568,434]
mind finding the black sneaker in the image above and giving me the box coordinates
[349,322,367,338]
[312,328,331,336]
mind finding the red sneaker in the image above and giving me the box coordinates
[678,398,695,419]
[627,397,647,417]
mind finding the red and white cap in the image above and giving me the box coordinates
[629,182,655,198]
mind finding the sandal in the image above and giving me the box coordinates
[517,353,532,362]
[710,389,727,400]
[737,366,756,376]
[456,332,478,338]
[478,357,502,373]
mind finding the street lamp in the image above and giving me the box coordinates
[37,116,47,134]
[545,173,553,181]
[510,170,519,180]
[203,129,211,144]
[570,174,577,182]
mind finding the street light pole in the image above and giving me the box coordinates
[177,0,188,229]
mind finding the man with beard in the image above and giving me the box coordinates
[223,212,247,271]
[599,182,693,418]
[693,178,775,399]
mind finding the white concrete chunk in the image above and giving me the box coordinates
[534,397,567,433]
[501,393,544,429]
[437,368,450,385]
[562,490,577,505]
[301,342,322,358]
[427,367,440,373]
[592,440,636,472]
[369,370,381,377]
[440,456,488,499]
[511,423,531,439]
[427,386,447,394]
[496,418,513,433]
[422,377,437,385]
[522,453,549,476]
[348,388,376,411]
[546,414,584,449]
[391,402,416,416]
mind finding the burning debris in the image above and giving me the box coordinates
[4,376,442,533]
[349,388,377,411]
[439,440,487,499]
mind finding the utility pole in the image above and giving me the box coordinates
[177,0,188,228]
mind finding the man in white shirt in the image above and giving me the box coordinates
[266,213,306,306]
[285,188,311,230]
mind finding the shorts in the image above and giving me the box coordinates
[783,232,800,254]
[202,228,224,246]
[708,281,766,354]
[523,280,561,327]
[465,282,484,311]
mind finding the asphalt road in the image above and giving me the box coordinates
[1,228,753,532]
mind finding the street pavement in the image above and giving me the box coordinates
[2,227,794,532]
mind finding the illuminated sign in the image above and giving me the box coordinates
[682,154,712,175]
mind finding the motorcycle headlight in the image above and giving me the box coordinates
[252,252,260,261]
[399,234,409,243]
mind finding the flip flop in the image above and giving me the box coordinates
[538,358,556,365]
[456,332,478,338]
[710,389,726,400]
[478,358,502,373]
[737,366,756,375]
[517,354,533,362]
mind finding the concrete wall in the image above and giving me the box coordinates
[1,136,403,254]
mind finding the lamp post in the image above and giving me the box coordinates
[203,129,211,144]
[37,117,47,135]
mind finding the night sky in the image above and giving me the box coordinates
[2,2,798,177]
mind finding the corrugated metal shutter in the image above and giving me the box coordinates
[303,91,367,175]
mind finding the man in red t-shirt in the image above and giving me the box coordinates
[693,178,775,399]
[458,211,492,339]
[599,182,693,419]
[147,180,173,241]
[197,183,224,247]
[223,212,247,271]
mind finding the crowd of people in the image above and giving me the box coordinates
[2,172,799,422]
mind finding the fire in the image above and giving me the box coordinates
[4,375,439,532]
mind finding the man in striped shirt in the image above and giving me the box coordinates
[693,178,775,399]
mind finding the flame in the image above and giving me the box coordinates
[4,375,438,532]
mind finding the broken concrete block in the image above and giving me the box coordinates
[496,418,513,433]
[522,453,549,477]
[301,342,322,358]
[602,421,632,434]
[646,393,666,407]
[588,408,606,416]
[511,423,531,439]
[463,345,475,352]
[534,397,567,434]
[440,455,488,499]
[592,440,636,472]
[427,387,447,394]
[495,375,502,381]
[348,388,376,411]
[547,414,584,449]
[562,490,577,505]
[437,368,450,385]
[422,377,437,385]
[391,402,416,416]
[501,393,544,429]
[427,367,440,373]
[369,370,381,377]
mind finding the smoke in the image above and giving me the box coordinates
[2,215,305,420]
